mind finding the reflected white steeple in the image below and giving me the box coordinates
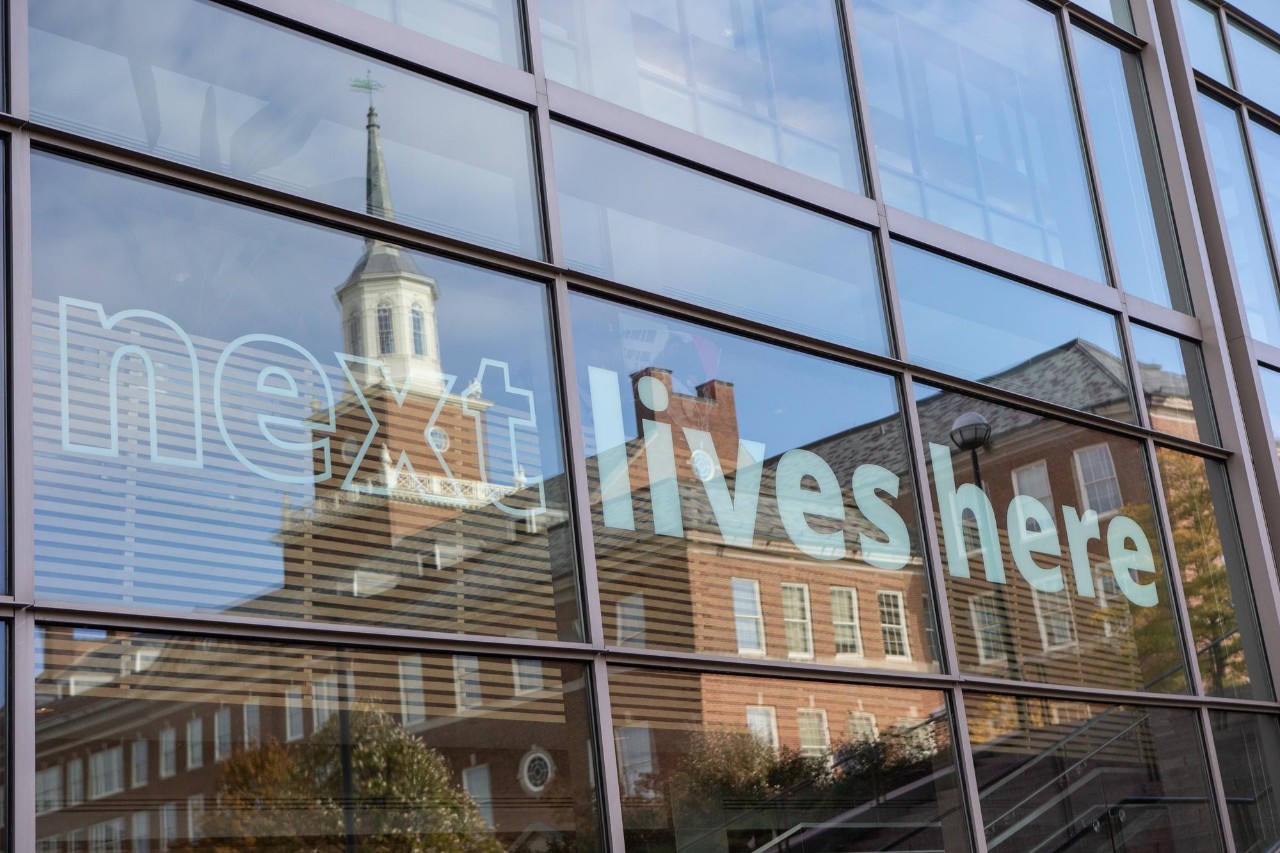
[336,103,444,395]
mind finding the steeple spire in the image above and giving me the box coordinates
[365,104,394,220]
[352,70,393,221]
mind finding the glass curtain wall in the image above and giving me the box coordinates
[1,0,1277,850]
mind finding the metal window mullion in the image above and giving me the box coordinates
[835,0,884,204]
[1059,6,1126,294]
[1142,436,1208,699]
[548,277,602,646]
[11,611,35,852]
[1218,4,1242,92]
[9,126,32,608]
[589,656,627,851]
[8,0,29,120]
[1196,704,1241,852]
[949,688,993,853]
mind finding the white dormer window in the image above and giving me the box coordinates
[411,305,426,356]
[377,303,395,354]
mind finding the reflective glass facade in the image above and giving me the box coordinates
[8,0,1280,851]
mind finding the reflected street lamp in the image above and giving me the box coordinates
[950,411,991,489]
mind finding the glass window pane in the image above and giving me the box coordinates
[35,628,601,849]
[333,0,525,67]
[1071,0,1133,30]
[610,667,970,851]
[1197,96,1280,345]
[853,0,1105,281]
[918,385,1189,693]
[30,0,543,258]
[554,124,888,354]
[1155,448,1272,699]
[1232,0,1280,34]
[1209,711,1280,851]
[1229,22,1280,116]
[1179,0,1232,84]
[968,693,1223,852]
[573,294,939,671]
[1131,325,1219,444]
[1073,28,1188,311]
[540,0,864,191]
[895,242,1135,421]
[32,153,581,640]
[1260,365,1280,461]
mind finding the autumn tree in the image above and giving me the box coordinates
[190,705,502,853]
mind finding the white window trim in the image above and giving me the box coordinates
[796,708,831,758]
[615,592,646,648]
[131,737,148,788]
[877,590,913,661]
[158,727,177,779]
[731,577,767,657]
[285,689,305,742]
[781,582,814,660]
[1011,460,1054,528]
[186,717,203,770]
[453,654,483,712]
[399,655,427,725]
[244,697,262,748]
[849,711,879,742]
[1072,443,1122,516]
[1032,587,1079,652]
[830,586,863,658]
[968,592,1008,664]
[745,705,779,750]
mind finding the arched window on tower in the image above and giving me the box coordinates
[411,305,426,356]
[377,303,395,355]
[347,312,363,356]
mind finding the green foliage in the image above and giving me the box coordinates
[191,705,502,853]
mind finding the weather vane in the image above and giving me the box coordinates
[350,69,384,108]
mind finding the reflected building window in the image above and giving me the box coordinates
[1074,444,1123,514]
[347,311,363,356]
[36,765,62,815]
[214,706,232,761]
[411,304,427,356]
[781,583,813,659]
[461,764,495,827]
[797,708,830,758]
[615,725,656,798]
[732,578,766,656]
[399,655,427,726]
[453,654,483,711]
[746,706,779,750]
[849,711,878,742]
[831,587,862,657]
[185,718,203,771]
[970,592,1009,665]
[377,302,396,354]
[616,593,646,648]
[285,691,305,742]
[88,745,124,799]
[877,591,911,660]
[244,699,262,747]
[131,739,147,788]
[1034,588,1078,651]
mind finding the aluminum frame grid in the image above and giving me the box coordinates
[2,0,1278,850]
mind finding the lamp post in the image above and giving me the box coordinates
[949,411,991,488]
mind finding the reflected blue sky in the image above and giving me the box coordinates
[555,124,887,354]
[334,0,526,67]
[571,293,901,455]
[30,0,542,257]
[895,243,1134,421]
[1229,21,1280,116]
[541,0,863,190]
[854,0,1105,282]
[1200,95,1280,347]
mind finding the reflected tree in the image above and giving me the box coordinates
[187,706,502,852]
